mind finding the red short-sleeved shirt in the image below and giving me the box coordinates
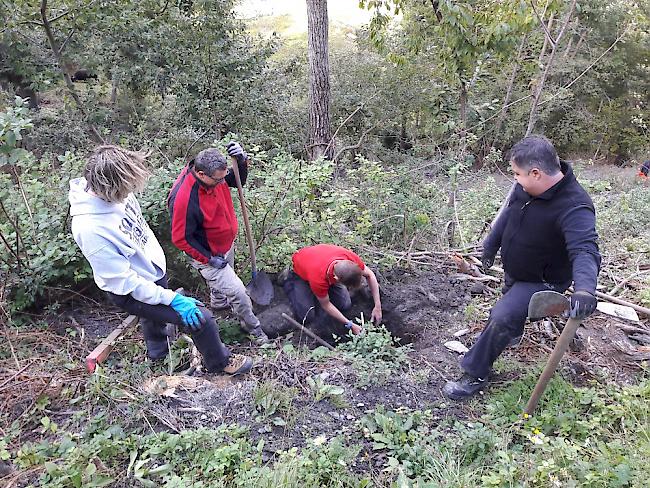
[292,244,365,298]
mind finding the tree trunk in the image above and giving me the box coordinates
[459,80,467,138]
[490,34,528,148]
[526,0,576,136]
[110,73,119,105]
[306,0,332,160]
[537,13,554,66]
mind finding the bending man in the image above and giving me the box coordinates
[281,244,382,335]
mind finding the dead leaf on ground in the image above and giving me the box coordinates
[143,375,208,397]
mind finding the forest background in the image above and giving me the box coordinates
[1,0,650,486]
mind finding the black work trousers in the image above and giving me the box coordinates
[461,274,570,379]
[107,275,230,372]
[282,271,352,325]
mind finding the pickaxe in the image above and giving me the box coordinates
[524,290,584,415]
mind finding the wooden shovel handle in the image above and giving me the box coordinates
[282,313,335,351]
[230,157,257,274]
[524,316,582,415]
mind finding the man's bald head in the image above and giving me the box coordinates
[333,260,363,289]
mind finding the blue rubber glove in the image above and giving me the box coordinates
[226,141,248,164]
[170,294,205,329]
[209,255,228,269]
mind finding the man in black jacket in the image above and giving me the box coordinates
[443,135,601,400]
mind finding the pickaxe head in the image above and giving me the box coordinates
[528,290,570,320]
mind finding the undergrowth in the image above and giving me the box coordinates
[4,368,649,487]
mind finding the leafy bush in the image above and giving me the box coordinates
[418,374,650,487]
[14,423,365,488]
[338,322,412,386]
[0,99,91,311]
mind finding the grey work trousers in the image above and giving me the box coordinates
[191,243,261,331]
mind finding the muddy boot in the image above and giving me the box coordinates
[221,353,253,375]
[443,373,489,400]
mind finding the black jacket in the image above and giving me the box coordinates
[484,162,600,293]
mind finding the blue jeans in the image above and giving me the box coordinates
[107,275,230,372]
[461,274,570,379]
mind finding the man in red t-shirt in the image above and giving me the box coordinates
[282,244,382,335]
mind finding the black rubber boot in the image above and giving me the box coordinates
[188,310,230,373]
[140,318,169,360]
[443,373,489,400]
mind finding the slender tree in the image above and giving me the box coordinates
[525,0,577,136]
[306,0,333,160]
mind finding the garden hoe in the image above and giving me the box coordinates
[524,290,585,415]
[230,157,274,306]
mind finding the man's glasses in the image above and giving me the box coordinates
[206,174,225,184]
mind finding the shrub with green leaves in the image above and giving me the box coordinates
[414,374,650,487]
[338,323,412,386]
[0,99,90,311]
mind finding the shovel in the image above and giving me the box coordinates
[230,157,274,306]
[524,290,584,415]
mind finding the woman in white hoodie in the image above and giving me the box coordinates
[69,145,252,375]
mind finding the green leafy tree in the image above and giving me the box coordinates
[361,0,532,137]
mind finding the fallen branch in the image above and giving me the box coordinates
[281,313,335,351]
[591,290,650,318]
[609,269,650,296]
[465,255,650,317]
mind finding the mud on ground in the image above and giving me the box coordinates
[49,265,646,471]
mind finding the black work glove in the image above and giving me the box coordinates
[569,290,597,319]
[226,141,248,164]
[208,255,228,269]
[480,248,496,273]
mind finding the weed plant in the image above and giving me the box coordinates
[338,323,412,387]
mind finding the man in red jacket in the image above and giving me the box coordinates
[168,142,268,344]
[281,244,382,335]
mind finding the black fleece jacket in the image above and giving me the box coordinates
[483,161,601,293]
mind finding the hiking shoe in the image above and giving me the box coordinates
[443,373,488,400]
[222,353,253,375]
[248,326,270,345]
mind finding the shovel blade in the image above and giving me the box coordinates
[246,271,274,306]
[528,290,569,320]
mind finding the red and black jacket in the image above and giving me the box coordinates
[167,160,248,263]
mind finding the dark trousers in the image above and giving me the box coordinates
[282,271,352,325]
[461,275,570,379]
[107,275,230,372]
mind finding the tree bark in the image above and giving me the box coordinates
[490,34,528,148]
[458,80,467,138]
[306,0,332,160]
[525,0,576,136]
